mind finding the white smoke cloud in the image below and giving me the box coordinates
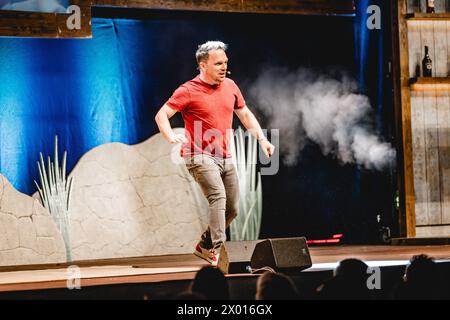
[249,67,396,170]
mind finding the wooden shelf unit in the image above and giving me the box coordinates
[395,0,450,238]
[410,77,450,84]
[406,12,450,20]
[409,77,450,90]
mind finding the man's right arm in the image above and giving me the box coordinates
[154,104,187,144]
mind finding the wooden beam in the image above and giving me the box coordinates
[92,0,355,15]
[0,10,61,38]
[394,0,416,237]
[0,1,91,38]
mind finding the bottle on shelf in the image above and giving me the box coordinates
[426,0,435,13]
[422,46,432,77]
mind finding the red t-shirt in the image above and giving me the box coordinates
[165,75,246,158]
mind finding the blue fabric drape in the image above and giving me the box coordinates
[354,0,385,130]
[0,18,159,194]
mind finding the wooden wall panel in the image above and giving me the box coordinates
[408,0,449,13]
[444,21,450,224]
[421,21,442,225]
[434,21,450,225]
[434,21,448,77]
[423,88,442,225]
[406,1,450,230]
[408,21,421,78]
[435,0,448,12]
[411,89,428,225]
[408,21,428,226]
[437,88,450,225]
[448,21,450,76]
[404,0,450,234]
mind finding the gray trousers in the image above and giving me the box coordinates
[185,154,240,246]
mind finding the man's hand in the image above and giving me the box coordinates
[259,139,275,157]
[169,133,188,144]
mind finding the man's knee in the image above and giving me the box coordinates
[206,190,226,207]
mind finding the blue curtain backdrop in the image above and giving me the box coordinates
[0,18,160,194]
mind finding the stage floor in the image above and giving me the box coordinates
[1,245,450,293]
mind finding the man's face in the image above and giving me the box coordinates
[200,49,228,84]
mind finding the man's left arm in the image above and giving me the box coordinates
[234,106,275,157]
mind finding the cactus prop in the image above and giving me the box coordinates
[34,135,73,262]
[230,127,262,241]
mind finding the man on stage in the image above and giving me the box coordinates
[155,41,274,265]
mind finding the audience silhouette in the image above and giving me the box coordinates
[316,258,372,300]
[255,271,299,300]
[190,266,230,300]
[392,254,443,300]
[168,254,449,300]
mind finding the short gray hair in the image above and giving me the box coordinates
[195,41,227,64]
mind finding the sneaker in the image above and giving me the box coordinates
[209,242,225,266]
[193,242,211,262]
[193,242,222,266]
[207,246,221,266]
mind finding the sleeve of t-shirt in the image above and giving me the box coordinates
[165,86,190,112]
[231,80,246,110]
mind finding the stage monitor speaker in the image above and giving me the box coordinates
[250,237,312,272]
[217,240,264,274]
